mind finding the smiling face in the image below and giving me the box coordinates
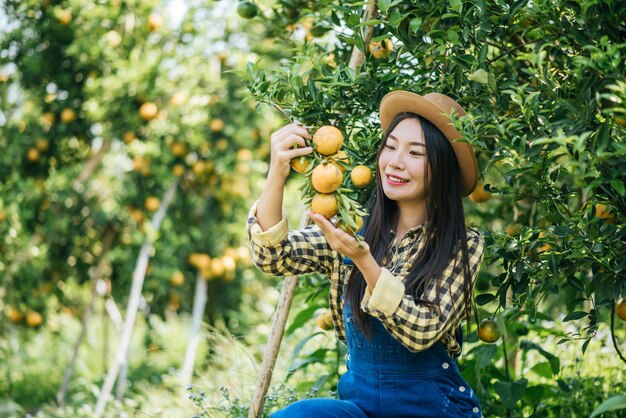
[377,117,430,205]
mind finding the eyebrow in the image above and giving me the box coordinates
[388,134,425,147]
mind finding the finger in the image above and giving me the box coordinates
[271,123,303,143]
[288,146,313,158]
[307,211,335,233]
[280,133,308,149]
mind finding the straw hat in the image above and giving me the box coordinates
[379,90,478,196]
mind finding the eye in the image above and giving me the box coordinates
[384,144,395,150]
[410,150,423,156]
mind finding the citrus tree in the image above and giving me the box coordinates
[238,0,626,415]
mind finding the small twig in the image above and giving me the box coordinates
[610,300,626,364]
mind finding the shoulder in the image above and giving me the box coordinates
[464,227,485,260]
[465,227,483,242]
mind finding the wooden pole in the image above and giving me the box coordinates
[94,180,178,418]
[56,228,115,406]
[247,5,377,417]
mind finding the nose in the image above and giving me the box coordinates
[388,152,405,170]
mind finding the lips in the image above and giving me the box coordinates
[386,173,409,185]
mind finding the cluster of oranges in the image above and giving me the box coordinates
[186,246,250,283]
[291,125,372,235]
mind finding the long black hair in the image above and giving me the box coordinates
[346,112,474,337]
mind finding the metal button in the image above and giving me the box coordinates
[473,407,479,413]
[459,386,466,392]
[442,362,449,369]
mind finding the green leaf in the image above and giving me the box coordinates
[494,379,528,409]
[291,332,323,360]
[468,69,489,84]
[519,340,560,375]
[449,0,463,15]
[409,17,422,33]
[286,304,320,335]
[358,19,383,27]
[590,395,626,417]
[563,310,587,322]
[530,362,554,379]
[611,179,625,196]
[475,293,496,306]
[467,344,498,368]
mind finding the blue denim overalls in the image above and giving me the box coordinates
[271,297,482,417]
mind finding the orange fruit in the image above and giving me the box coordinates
[0,211,6,222]
[123,132,136,143]
[202,257,225,280]
[168,294,181,310]
[316,311,334,331]
[596,203,616,223]
[351,165,373,188]
[145,196,160,212]
[236,148,253,162]
[170,142,187,157]
[147,13,163,32]
[129,208,145,223]
[36,138,49,152]
[478,319,501,343]
[170,92,185,106]
[209,118,224,132]
[311,193,338,219]
[172,164,186,177]
[189,253,211,270]
[329,150,349,173]
[505,224,521,235]
[368,39,393,59]
[169,271,185,286]
[26,311,43,328]
[469,183,492,203]
[312,162,343,193]
[139,102,158,121]
[57,9,72,25]
[192,161,205,176]
[216,138,228,152]
[41,112,55,128]
[291,156,311,174]
[27,148,40,162]
[60,108,76,123]
[222,255,237,272]
[235,246,251,264]
[7,306,21,323]
[313,126,343,155]
[617,299,626,321]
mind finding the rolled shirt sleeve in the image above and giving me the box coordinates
[361,230,485,354]
[246,200,337,277]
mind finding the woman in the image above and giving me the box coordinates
[246,90,485,417]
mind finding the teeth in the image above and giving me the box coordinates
[388,175,408,183]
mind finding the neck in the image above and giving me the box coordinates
[395,199,428,239]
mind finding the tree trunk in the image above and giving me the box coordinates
[180,272,208,387]
[93,180,178,418]
[56,227,115,406]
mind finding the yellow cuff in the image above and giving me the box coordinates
[363,268,405,314]
[248,200,289,247]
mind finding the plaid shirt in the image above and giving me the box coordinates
[246,200,485,358]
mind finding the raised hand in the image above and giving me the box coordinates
[268,123,313,182]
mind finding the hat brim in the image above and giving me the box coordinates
[379,91,478,196]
